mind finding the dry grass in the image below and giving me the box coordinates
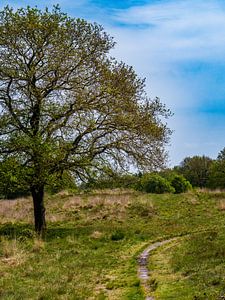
[61,193,138,222]
[0,191,154,225]
[90,188,137,195]
[0,237,25,266]
[62,193,133,209]
[0,197,33,223]
[32,238,45,253]
[0,191,138,224]
[188,196,199,205]
[218,199,225,211]
[90,231,104,239]
[197,188,225,194]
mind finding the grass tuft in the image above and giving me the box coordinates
[0,237,25,266]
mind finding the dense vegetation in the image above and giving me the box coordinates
[175,147,225,189]
[0,190,225,299]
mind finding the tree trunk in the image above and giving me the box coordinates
[31,185,46,237]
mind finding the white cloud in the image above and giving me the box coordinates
[112,0,225,62]
[105,0,225,165]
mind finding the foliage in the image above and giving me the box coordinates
[46,171,78,194]
[176,155,213,187]
[207,160,225,189]
[217,147,225,161]
[169,174,192,194]
[0,6,171,233]
[0,158,77,198]
[0,5,171,181]
[83,173,141,190]
[207,147,225,189]
[111,230,125,241]
[138,173,175,194]
[0,158,30,199]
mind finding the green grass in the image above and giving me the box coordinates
[0,190,225,299]
[148,230,225,299]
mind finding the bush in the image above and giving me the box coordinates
[111,230,125,241]
[138,174,175,194]
[169,174,192,194]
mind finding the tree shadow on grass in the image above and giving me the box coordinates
[0,222,93,241]
[0,222,34,239]
[46,224,93,240]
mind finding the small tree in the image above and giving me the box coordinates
[0,6,171,236]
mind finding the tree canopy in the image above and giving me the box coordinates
[0,6,171,234]
[176,155,213,188]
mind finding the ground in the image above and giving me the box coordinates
[0,189,225,299]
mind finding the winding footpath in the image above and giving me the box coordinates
[137,237,177,300]
[137,228,219,299]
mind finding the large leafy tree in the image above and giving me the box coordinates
[0,6,171,235]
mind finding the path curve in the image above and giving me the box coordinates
[137,228,220,299]
[137,237,177,300]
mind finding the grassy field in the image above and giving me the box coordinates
[0,190,225,299]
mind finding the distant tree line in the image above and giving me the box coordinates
[2,147,225,198]
[81,170,192,194]
[82,146,225,193]
[175,147,225,189]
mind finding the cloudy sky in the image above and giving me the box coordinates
[1,0,225,166]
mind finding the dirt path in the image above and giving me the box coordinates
[137,227,220,299]
[137,237,177,300]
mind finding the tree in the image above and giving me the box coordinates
[207,160,225,189]
[207,147,225,189]
[217,147,225,161]
[176,156,213,188]
[0,6,171,236]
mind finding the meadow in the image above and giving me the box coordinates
[0,189,225,299]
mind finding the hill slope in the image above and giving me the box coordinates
[0,190,224,299]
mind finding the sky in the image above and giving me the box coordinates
[1,0,225,166]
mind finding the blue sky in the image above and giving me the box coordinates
[1,0,225,166]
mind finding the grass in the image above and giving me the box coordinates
[148,231,225,299]
[0,190,225,299]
